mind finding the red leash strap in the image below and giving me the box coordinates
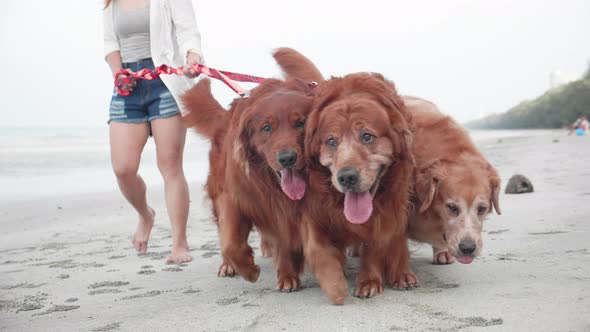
[114,64,267,97]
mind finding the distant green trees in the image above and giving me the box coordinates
[466,66,590,129]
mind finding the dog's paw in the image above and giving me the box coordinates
[325,281,348,305]
[276,275,300,292]
[239,264,261,283]
[390,271,418,290]
[433,251,455,265]
[354,279,383,299]
[217,262,237,277]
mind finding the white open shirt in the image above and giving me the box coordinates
[103,0,203,115]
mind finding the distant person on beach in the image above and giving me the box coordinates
[569,116,589,135]
[103,0,203,263]
[581,116,589,131]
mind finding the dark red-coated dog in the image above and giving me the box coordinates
[298,73,416,304]
[181,48,322,291]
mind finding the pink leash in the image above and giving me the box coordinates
[114,64,266,97]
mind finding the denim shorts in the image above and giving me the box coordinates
[108,58,180,124]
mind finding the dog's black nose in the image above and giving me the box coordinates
[458,240,477,255]
[337,167,359,189]
[277,150,297,168]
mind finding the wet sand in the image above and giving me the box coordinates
[1,131,589,331]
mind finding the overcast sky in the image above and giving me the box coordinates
[1,0,589,128]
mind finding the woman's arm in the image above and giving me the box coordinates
[103,4,120,62]
[169,0,204,62]
[106,51,136,92]
[106,51,124,76]
[104,4,134,92]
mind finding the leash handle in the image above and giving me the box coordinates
[114,64,267,97]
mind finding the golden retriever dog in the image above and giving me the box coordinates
[404,97,501,264]
[182,48,323,291]
[300,73,415,304]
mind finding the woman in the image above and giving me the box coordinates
[103,0,203,263]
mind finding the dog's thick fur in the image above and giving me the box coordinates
[404,97,501,265]
[300,73,415,304]
[182,48,323,291]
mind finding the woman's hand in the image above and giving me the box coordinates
[184,52,203,78]
[115,70,137,94]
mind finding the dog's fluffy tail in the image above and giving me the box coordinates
[181,79,228,140]
[273,47,324,83]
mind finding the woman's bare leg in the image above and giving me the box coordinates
[109,121,155,254]
[151,115,191,263]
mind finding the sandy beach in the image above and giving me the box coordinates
[1,130,589,332]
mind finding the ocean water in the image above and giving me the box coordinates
[0,127,557,204]
[0,127,211,203]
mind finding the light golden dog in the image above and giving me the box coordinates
[405,97,501,264]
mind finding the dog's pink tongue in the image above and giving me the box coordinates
[344,191,373,224]
[280,169,306,200]
[456,255,474,264]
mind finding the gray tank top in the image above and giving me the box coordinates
[113,2,151,63]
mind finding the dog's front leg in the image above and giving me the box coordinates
[386,234,418,289]
[218,193,260,282]
[432,245,455,265]
[274,246,303,293]
[354,243,385,298]
[302,214,348,305]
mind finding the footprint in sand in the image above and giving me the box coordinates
[0,282,46,290]
[162,266,183,272]
[488,229,510,235]
[528,230,568,235]
[16,303,45,313]
[88,281,129,295]
[88,281,130,289]
[216,297,241,305]
[1,293,48,313]
[201,251,219,258]
[91,322,122,332]
[183,288,200,294]
[32,305,80,316]
[89,289,122,295]
[138,265,156,274]
[120,290,162,300]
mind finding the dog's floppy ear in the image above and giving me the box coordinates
[376,77,406,113]
[416,160,442,213]
[487,164,502,215]
[303,108,322,165]
[304,83,339,165]
[233,112,253,175]
[374,78,414,166]
[394,128,415,167]
[387,108,414,166]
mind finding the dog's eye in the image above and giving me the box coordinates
[446,203,459,215]
[262,123,272,133]
[361,133,374,144]
[477,205,488,215]
[327,138,338,147]
[295,120,305,128]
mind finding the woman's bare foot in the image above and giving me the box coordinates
[166,241,193,264]
[132,207,155,254]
